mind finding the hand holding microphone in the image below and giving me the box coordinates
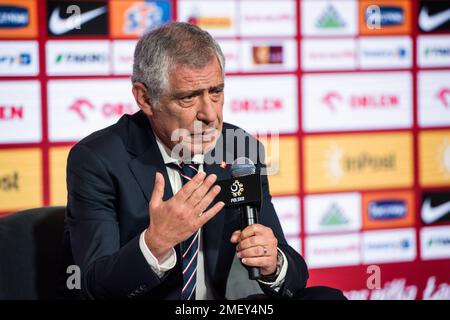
[226,158,279,280]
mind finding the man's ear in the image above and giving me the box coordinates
[132,82,155,116]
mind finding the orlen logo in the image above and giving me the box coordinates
[68,99,134,121]
[252,45,283,65]
[0,105,23,121]
[368,200,407,220]
[231,98,283,112]
[437,88,450,108]
[322,92,400,111]
[0,6,29,28]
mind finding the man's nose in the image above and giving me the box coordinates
[197,94,217,123]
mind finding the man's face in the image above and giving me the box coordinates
[149,58,224,156]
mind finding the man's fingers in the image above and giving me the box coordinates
[230,230,241,244]
[194,184,221,215]
[240,224,270,239]
[241,256,273,268]
[237,245,268,259]
[236,235,267,251]
[150,172,165,208]
[198,201,225,225]
[176,171,206,201]
[187,174,217,207]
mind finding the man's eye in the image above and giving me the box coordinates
[181,95,195,102]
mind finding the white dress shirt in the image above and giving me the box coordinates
[138,137,288,299]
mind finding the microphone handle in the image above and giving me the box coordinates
[240,205,260,280]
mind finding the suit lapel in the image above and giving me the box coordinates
[126,111,173,204]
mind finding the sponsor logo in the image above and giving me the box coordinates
[0,81,41,143]
[366,6,404,27]
[48,79,138,142]
[0,105,23,120]
[306,233,360,268]
[110,1,171,38]
[231,98,282,113]
[419,130,450,186]
[363,228,416,264]
[301,0,357,36]
[358,36,412,69]
[304,133,413,192]
[68,98,134,122]
[320,203,349,227]
[47,1,108,36]
[252,46,283,65]
[0,149,42,211]
[224,75,298,134]
[0,5,28,28]
[418,36,450,68]
[54,52,107,64]
[362,190,414,229]
[0,41,38,76]
[303,72,412,132]
[419,2,450,32]
[418,71,450,127]
[239,1,296,37]
[301,38,357,71]
[421,226,450,260]
[177,0,235,37]
[242,40,296,72]
[0,52,31,65]
[124,2,170,35]
[368,200,407,220]
[46,40,110,75]
[421,191,450,224]
[188,14,231,29]
[316,4,346,29]
[322,92,400,111]
[360,1,411,35]
[0,171,19,191]
[0,1,37,38]
[305,192,361,234]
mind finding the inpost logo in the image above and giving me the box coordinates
[419,130,450,187]
[305,133,413,192]
[0,148,42,211]
[0,0,37,38]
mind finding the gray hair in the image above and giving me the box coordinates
[131,22,225,106]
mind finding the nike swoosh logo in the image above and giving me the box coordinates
[49,6,107,35]
[419,6,450,32]
[421,198,450,224]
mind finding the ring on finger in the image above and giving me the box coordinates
[262,246,268,256]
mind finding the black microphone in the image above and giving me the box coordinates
[230,157,261,280]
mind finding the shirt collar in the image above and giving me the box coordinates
[155,135,204,165]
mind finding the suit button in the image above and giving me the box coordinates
[286,289,293,298]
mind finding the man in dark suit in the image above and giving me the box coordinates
[64,22,345,300]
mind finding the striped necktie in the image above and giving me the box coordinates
[174,162,200,300]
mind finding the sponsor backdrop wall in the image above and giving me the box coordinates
[0,0,449,299]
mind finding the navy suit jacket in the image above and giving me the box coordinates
[63,110,308,299]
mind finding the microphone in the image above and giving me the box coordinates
[230,157,261,280]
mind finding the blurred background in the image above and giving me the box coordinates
[0,0,449,299]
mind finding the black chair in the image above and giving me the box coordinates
[0,206,67,299]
